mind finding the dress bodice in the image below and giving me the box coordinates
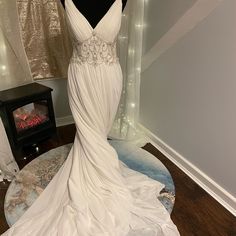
[65,0,122,66]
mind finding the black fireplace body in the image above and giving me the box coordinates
[0,82,57,160]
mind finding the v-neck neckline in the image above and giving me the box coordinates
[67,0,120,33]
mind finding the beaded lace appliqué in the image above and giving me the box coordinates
[70,32,119,66]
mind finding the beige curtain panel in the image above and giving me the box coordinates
[17,0,72,80]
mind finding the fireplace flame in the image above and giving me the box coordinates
[14,107,48,132]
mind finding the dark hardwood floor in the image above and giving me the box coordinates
[0,124,235,235]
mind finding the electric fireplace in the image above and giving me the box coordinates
[0,82,57,161]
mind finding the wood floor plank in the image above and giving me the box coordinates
[142,143,236,236]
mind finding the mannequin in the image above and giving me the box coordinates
[60,0,127,29]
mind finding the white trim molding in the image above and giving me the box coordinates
[142,0,224,72]
[138,123,236,217]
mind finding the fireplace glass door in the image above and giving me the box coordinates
[13,100,49,133]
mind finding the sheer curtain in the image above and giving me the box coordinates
[108,0,148,147]
[0,0,31,180]
[0,118,19,181]
[0,0,32,91]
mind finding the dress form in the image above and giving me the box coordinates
[60,0,127,29]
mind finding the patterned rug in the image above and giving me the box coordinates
[4,140,175,227]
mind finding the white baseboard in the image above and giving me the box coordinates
[138,123,236,216]
[56,115,75,127]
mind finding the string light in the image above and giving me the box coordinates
[1,44,6,51]
[128,48,135,56]
[135,23,143,28]
[119,36,128,39]
[1,65,6,71]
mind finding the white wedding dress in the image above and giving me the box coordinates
[2,0,180,235]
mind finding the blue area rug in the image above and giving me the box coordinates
[4,140,175,227]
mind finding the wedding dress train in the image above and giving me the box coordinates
[2,0,180,235]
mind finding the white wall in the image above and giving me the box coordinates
[37,79,72,120]
[142,0,196,55]
[140,0,236,213]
